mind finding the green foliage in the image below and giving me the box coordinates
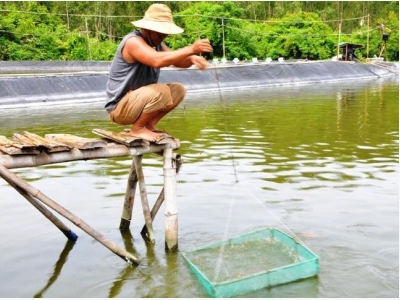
[255,12,337,60]
[0,1,398,62]
[349,10,399,61]
[241,11,335,60]
[166,2,249,60]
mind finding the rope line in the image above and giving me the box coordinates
[0,9,369,24]
[239,183,307,246]
[212,184,237,282]
[213,61,239,184]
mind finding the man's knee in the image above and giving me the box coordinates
[168,82,186,103]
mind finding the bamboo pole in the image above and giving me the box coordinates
[163,148,178,251]
[119,157,138,231]
[133,155,155,243]
[140,154,182,237]
[222,18,226,60]
[337,21,341,59]
[85,17,92,60]
[367,14,370,58]
[0,164,139,265]
[0,141,180,170]
[4,174,78,241]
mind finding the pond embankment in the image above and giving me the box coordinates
[0,60,398,108]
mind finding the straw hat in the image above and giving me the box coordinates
[131,4,184,35]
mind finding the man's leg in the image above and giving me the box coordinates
[146,83,186,131]
[109,83,186,141]
[130,110,166,141]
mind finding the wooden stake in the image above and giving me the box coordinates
[0,164,139,265]
[133,155,155,243]
[367,14,370,58]
[1,171,77,241]
[119,157,138,231]
[163,149,178,251]
[141,154,182,237]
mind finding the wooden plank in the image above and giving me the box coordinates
[0,145,40,156]
[0,135,23,149]
[12,132,71,153]
[0,135,40,155]
[45,134,107,150]
[92,128,149,147]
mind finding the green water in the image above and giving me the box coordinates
[0,76,398,297]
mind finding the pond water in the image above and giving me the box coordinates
[0,76,398,298]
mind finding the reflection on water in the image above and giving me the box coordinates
[0,76,398,297]
[33,240,76,298]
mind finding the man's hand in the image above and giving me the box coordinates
[191,39,213,55]
[190,55,211,70]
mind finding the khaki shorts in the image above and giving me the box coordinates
[109,83,186,125]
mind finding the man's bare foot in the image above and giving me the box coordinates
[128,127,165,142]
[152,129,172,137]
[146,124,157,131]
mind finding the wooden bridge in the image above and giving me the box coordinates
[0,129,182,265]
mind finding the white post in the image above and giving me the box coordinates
[163,148,178,251]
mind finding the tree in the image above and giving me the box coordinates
[251,11,337,60]
[166,2,255,60]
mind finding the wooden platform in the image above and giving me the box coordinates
[0,129,180,169]
[0,128,181,264]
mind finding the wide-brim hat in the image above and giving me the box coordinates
[131,3,184,35]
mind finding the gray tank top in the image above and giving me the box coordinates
[105,30,161,112]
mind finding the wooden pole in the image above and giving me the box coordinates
[4,174,78,241]
[337,4,342,59]
[0,164,139,265]
[163,148,178,251]
[119,157,138,231]
[221,18,226,60]
[133,155,155,243]
[85,17,92,60]
[367,14,370,58]
[141,154,182,237]
[337,21,341,59]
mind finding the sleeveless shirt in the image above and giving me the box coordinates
[105,30,161,112]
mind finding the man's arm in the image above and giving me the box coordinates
[122,36,212,69]
[161,44,209,69]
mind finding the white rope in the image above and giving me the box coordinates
[239,182,307,246]
[212,183,237,282]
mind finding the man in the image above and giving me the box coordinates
[105,3,213,142]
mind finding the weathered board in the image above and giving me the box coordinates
[45,133,107,149]
[0,135,40,155]
[92,128,176,146]
[12,131,71,153]
[0,129,179,157]
[92,128,150,147]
